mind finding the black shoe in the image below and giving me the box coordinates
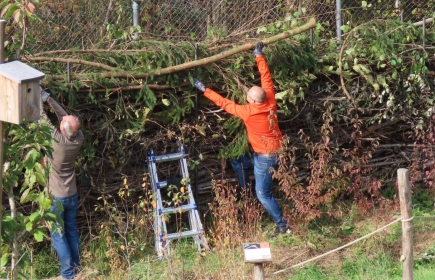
[274,226,291,236]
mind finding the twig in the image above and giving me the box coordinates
[23,56,116,71]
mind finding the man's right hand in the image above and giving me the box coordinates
[194,79,206,92]
[40,87,50,102]
[253,41,264,56]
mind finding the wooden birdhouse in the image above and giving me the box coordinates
[0,60,45,124]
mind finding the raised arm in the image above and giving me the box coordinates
[203,88,250,120]
[40,88,68,121]
[252,42,276,104]
[255,55,274,92]
[47,97,68,121]
[193,79,250,120]
[39,89,55,129]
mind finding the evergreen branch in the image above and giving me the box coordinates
[76,82,192,93]
[33,49,153,56]
[47,18,316,81]
[23,56,117,71]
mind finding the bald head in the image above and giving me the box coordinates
[60,115,80,138]
[247,86,266,104]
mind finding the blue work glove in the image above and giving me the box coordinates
[40,87,50,102]
[252,41,264,56]
[194,79,206,92]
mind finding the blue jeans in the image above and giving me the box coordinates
[50,193,80,279]
[231,153,286,227]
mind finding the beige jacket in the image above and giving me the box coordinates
[40,98,84,198]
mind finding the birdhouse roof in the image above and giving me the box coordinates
[0,60,45,83]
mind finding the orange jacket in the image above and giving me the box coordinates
[204,55,282,154]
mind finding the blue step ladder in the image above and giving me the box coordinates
[147,141,209,259]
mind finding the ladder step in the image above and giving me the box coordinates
[152,152,186,163]
[156,181,168,189]
[160,204,196,215]
[156,178,184,189]
[166,230,202,240]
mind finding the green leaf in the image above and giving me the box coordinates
[0,0,10,10]
[20,188,31,203]
[36,172,46,186]
[1,253,8,268]
[26,221,34,231]
[377,75,388,87]
[27,173,37,188]
[256,26,267,34]
[29,211,40,222]
[114,30,123,39]
[43,197,52,210]
[2,216,17,230]
[340,25,350,33]
[44,213,58,222]
[366,74,374,84]
[34,162,44,174]
[2,3,19,19]
[33,230,46,242]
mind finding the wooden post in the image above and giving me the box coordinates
[0,18,6,250]
[397,168,414,280]
[253,263,264,280]
[243,242,271,280]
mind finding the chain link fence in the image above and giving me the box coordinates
[28,0,434,53]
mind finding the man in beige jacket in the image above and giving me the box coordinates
[40,88,84,279]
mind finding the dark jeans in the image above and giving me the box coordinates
[231,152,286,227]
[50,193,80,279]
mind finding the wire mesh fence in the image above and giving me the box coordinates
[29,0,131,52]
[27,0,435,53]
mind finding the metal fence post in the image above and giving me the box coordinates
[395,0,403,21]
[194,43,199,204]
[132,1,139,39]
[336,0,342,44]
[0,18,6,252]
[310,28,313,45]
[422,18,426,50]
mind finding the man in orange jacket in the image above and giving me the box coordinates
[194,42,290,236]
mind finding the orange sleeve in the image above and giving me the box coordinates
[255,55,274,93]
[203,88,250,120]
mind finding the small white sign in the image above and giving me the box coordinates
[243,242,272,263]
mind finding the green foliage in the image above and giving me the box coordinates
[325,20,430,126]
[219,117,249,159]
[27,2,435,237]
[0,0,41,58]
[1,121,54,277]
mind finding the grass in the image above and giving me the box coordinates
[12,188,435,280]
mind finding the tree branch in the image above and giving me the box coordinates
[47,18,316,81]
[23,56,116,71]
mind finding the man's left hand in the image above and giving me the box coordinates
[253,42,264,56]
[194,79,206,92]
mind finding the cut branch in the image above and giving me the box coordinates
[23,56,116,71]
[48,18,316,81]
